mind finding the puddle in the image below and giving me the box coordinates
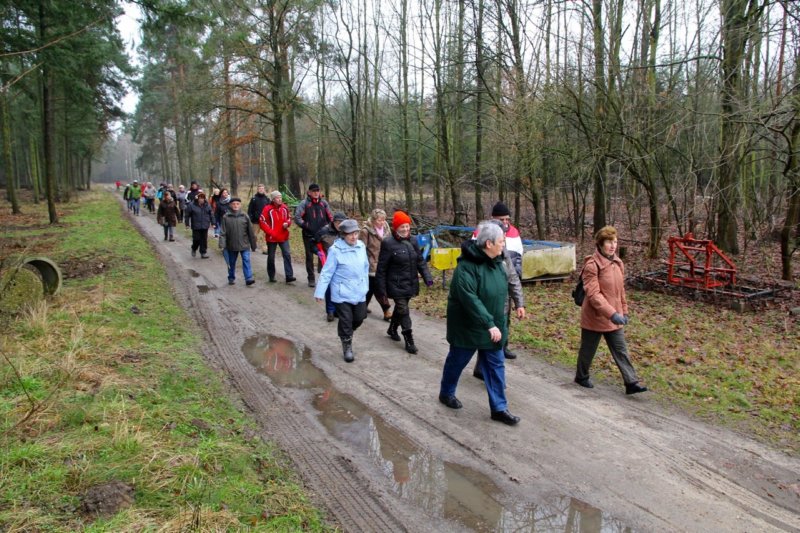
[243,335,632,532]
[187,270,211,293]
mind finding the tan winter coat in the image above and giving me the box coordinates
[580,250,628,332]
[359,220,390,275]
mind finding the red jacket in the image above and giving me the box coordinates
[259,203,292,243]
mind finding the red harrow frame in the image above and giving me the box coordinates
[629,234,790,312]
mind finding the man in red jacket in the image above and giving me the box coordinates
[259,190,296,283]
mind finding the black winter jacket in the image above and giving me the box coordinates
[375,234,432,299]
[184,201,213,230]
[314,223,339,254]
[247,193,271,224]
[294,196,333,237]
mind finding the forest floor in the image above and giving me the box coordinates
[2,188,799,531]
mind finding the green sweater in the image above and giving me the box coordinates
[446,241,508,350]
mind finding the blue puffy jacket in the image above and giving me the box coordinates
[314,238,369,305]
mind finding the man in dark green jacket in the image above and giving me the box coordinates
[219,198,257,286]
[438,221,520,425]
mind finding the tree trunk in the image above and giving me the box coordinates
[282,42,300,197]
[159,126,170,183]
[39,1,57,224]
[2,91,20,214]
[473,0,485,222]
[401,0,412,210]
[780,49,800,280]
[715,0,762,254]
[224,56,237,194]
[269,3,286,191]
[316,12,329,194]
[29,134,40,204]
[780,179,800,281]
[591,0,607,233]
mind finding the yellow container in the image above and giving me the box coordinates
[431,248,461,270]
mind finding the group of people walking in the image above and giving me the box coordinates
[120,179,648,427]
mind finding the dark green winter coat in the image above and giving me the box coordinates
[446,241,508,350]
[219,210,257,252]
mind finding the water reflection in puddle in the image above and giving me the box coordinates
[243,335,631,532]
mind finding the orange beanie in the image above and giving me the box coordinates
[392,211,412,231]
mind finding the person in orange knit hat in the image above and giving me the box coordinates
[375,210,433,354]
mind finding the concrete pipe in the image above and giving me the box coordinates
[23,256,63,296]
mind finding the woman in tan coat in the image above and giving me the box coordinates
[575,226,647,395]
[358,208,392,321]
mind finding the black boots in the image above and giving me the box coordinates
[387,320,401,341]
[625,382,648,395]
[490,410,520,425]
[341,337,354,363]
[402,330,417,354]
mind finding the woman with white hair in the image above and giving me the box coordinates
[314,219,369,363]
[438,221,520,426]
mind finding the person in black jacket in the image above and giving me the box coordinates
[184,192,213,258]
[375,210,433,354]
[314,212,347,321]
[294,183,334,287]
[247,184,271,255]
[214,188,232,238]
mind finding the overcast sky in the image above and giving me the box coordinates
[117,1,141,114]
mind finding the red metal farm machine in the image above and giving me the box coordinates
[629,233,788,311]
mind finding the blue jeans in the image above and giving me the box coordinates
[440,345,507,413]
[223,249,253,282]
[131,198,140,215]
[267,241,294,280]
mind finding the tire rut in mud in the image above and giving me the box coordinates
[130,210,411,532]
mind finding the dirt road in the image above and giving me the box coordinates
[126,202,799,532]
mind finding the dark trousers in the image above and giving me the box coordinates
[390,297,412,331]
[576,328,639,385]
[303,234,322,281]
[335,301,367,339]
[267,241,294,280]
[366,276,391,312]
[191,228,209,254]
[145,198,155,212]
[325,287,335,314]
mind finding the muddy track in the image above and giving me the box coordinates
[123,199,800,532]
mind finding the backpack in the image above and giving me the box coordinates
[572,261,596,306]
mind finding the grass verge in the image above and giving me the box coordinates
[0,191,332,531]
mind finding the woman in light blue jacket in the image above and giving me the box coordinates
[314,219,369,362]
